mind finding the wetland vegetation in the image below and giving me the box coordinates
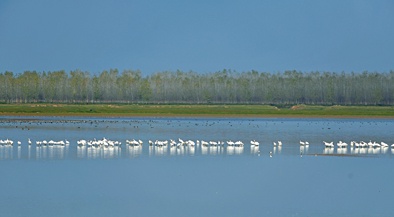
[1,69,394,117]
[1,103,394,117]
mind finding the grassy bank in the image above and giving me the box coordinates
[0,104,394,118]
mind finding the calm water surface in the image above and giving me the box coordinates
[0,116,393,217]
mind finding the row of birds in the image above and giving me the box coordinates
[323,140,394,148]
[0,139,70,147]
[76,138,255,148]
[0,138,264,148]
[1,138,393,149]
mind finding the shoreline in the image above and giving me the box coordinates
[1,104,394,119]
[1,113,394,119]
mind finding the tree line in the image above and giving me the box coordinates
[1,69,394,105]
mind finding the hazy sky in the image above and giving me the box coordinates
[1,0,393,74]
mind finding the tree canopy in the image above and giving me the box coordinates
[1,69,393,105]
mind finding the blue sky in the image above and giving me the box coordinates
[0,0,393,74]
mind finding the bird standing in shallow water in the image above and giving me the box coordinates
[250,140,259,146]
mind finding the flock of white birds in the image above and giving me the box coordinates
[0,137,393,149]
[1,138,393,158]
[322,140,393,148]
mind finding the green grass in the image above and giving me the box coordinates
[0,103,394,117]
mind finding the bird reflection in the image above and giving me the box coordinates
[16,146,20,159]
[149,146,154,156]
[209,146,218,155]
[277,146,282,154]
[234,146,244,155]
[273,146,282,155]
[250,146,260,155]
[127,145,141,158]
[2,136,394,160]
[201,145,209,155]
[381,147,388,154]
[170,146,177,156]
[154,146,167,156]
[300,146,309,155]
[226,146,234,155]
[367,147,380,155]
[177,146,185,155]
[359,147,367,154]
[337,147,347,155]
[77,146,86,158]
[85,146,122,159]
[0,145,13,160]
[323,147,334,154]
[28,146,31,160]
[188,145,195,155]
[36,147,41,159]
[26,139,69,159]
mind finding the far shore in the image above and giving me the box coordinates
[0,103,394,119]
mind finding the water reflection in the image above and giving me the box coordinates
[300,145,309,155]
[154,146,167,156]
[272,146,282,155]
[76,145,123,159]
[250,146,260,155]
[166,145,196,156]
[88,146,121,159]
[209,146,219,155]
[0,145,13,160]
[226,146,244,155]
[201,145,208,155]
[17,146,21,159]
[337,147,347,155]
[323,147,334,155]
[35,145,66,159]
[77,146,86,158]
[1,140,394,160]
[28,146,31,159]
[127,145,141,158]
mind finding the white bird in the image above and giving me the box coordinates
[273,141,282,146]
[226,140,234,146]
[201,140,209,147]
[251,140,259,146]
[235,141,244,147]
[381,142,388,148]
[323,141,334,148]
[337,141,347,148]
[209,141,218,146]
[186,140,195,146]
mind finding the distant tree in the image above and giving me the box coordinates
[1,69,394,105]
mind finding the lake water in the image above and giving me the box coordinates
[0,116,393,217]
